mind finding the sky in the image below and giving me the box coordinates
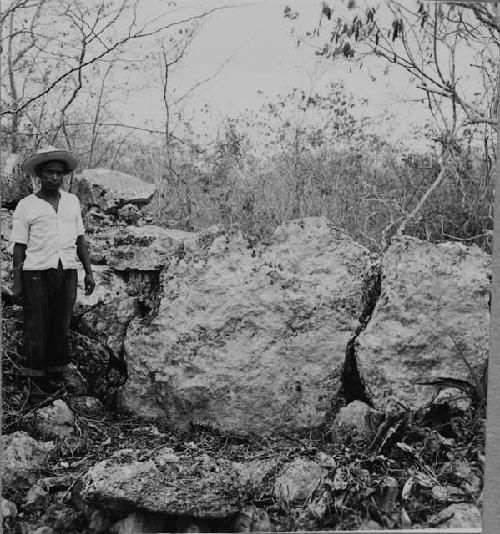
[104,0,486,151]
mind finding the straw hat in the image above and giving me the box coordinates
[22,145,78,176]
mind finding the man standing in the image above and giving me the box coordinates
[10,146,95,400]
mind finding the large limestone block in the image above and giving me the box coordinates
[357,236,490,410]
[1,153,32,208]
[70,168,156,214]
[120,217,375,434]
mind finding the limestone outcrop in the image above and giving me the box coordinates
[70,168,156,214]
[119,218,375,434]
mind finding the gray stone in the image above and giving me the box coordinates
[27,399,74,439]
[70,168,156,214]
[2,431,55,490]
[274,458,327,504]
[25,483,49,507]
[2,497,18,519]
[77,454,241,517]
[331,400,384,445]
[357,236,490,410]
[119,217,374,434]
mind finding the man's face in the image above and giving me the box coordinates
[37,160,67,190]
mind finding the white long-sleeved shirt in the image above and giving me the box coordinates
[10,191,85,270]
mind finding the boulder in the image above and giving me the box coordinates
[2,431,55,490]
[356,236,490,410]
[70,168,156,214]
[76,454,241,517]
[274,458,327,504]
[120,217,375,434]
[1,152,32,208]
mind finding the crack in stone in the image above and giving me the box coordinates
[341,263,382,407]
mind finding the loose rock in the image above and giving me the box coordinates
[274,458,327,504]
[27,399,75,440]
[2,431,55,490]
[331,400,383,445]
[77,455,241,517]
[2,497,18,519]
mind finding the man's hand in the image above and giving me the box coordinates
[84,273,95,295]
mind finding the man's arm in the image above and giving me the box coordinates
[76,235,95,295]
[12,243,27,300]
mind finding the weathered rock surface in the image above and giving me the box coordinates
[119,218,375,433]
[2,431,55,490]
[70,168,156,214]
[1,152,32,208]
[356,236,490,410]
[274,458,327,504]
[76,454,241,517]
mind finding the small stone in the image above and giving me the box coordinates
[332,401,384,445]
[2,497,18,519]
[315,451,336,468]
[274,458,327,505]
[2,431,55,490]
[25,483,48,507]
[235,458,278,488]
[28,399,74,439]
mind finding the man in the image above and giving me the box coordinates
[10,146,95,399]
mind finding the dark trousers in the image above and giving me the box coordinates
[21,265,77,376]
